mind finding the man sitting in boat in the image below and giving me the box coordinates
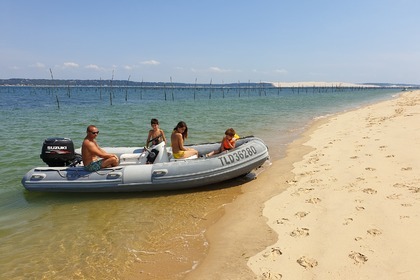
[171,121,198,159]
[206,128,239,157]
[82,125,119,171]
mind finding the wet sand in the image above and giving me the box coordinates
[187,90,420,279]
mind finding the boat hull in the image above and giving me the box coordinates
[22,137,270,192]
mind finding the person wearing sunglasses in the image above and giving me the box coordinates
[82,125,119,172]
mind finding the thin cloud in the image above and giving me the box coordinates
[124,65,136,70]
[209,66,231,73]
[85,64,101,70]
[63,62,79,68]
[141,60,160,65]
[30,62,46,69]
[85,64,108,71]
[274,69,288,75]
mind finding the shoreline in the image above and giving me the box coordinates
[186,90,419,279]
[185,114,330,279]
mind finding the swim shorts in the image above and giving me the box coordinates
[84,159,103,172]
[172,151,185,159]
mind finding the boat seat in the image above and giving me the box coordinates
[169,154,198,161]
[119,153,146,165]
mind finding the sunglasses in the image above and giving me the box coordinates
[90,131,99,135]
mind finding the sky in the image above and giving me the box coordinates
[1,0,420,84]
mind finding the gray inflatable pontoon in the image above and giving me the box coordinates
[22,136,270,192]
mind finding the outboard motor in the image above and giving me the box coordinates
[40,137,77,167]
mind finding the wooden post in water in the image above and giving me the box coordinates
[222,80,225,98]
[125,75,130,102]
[193,78,197,100]
[99,77,102,100]
[164,83,167,101]
[49,68,60,109]
[109,70,114,106]
[209,78,212,99]
[140,78,143,100]
[170,77,174,101]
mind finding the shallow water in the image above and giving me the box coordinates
[0,86,400,279]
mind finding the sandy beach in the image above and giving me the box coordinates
[187,90,420,279]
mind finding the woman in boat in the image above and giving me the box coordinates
[171,121,198,159]
[146,118,166,148]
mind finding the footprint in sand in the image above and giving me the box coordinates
[309,178,323,183]
[350,156,359,159]
[409,187,420,193]
[275,218,289,225]
[356,206,365,211]
[261,272,283,279]
[354,237,363,241]
[291,188,314,196]
[394,107,404,115]
[401,203,412,207]
[349,251,368,264]
[393,183,409,188]
[387,193,401,200]
[343,218,353,225]
[365,167,376,171]
[386,154,395,158]
[295,211,310,218]
[297,256,318,268]
[401,167,413,171]
[305,198,321,204]
[363,188,377,194]
[290,228,310,237]
[263,247,283,258]
[286,180,298,185]
[367,229,382,236]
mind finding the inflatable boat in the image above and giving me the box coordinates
[21,136,270,192]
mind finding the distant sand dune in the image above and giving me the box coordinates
[270,81,380,88]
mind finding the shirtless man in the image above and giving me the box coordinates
[171,121,198,159]
[82,125,119,171]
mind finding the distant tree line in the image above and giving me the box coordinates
[0,78,275,88]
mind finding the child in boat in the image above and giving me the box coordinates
[206,128,240,157]
[146,118,167,148]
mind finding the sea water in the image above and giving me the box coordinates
[0,85,400,279]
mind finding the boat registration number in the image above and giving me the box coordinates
[219,145,258,166]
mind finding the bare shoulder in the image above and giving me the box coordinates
[83,138,96,149]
